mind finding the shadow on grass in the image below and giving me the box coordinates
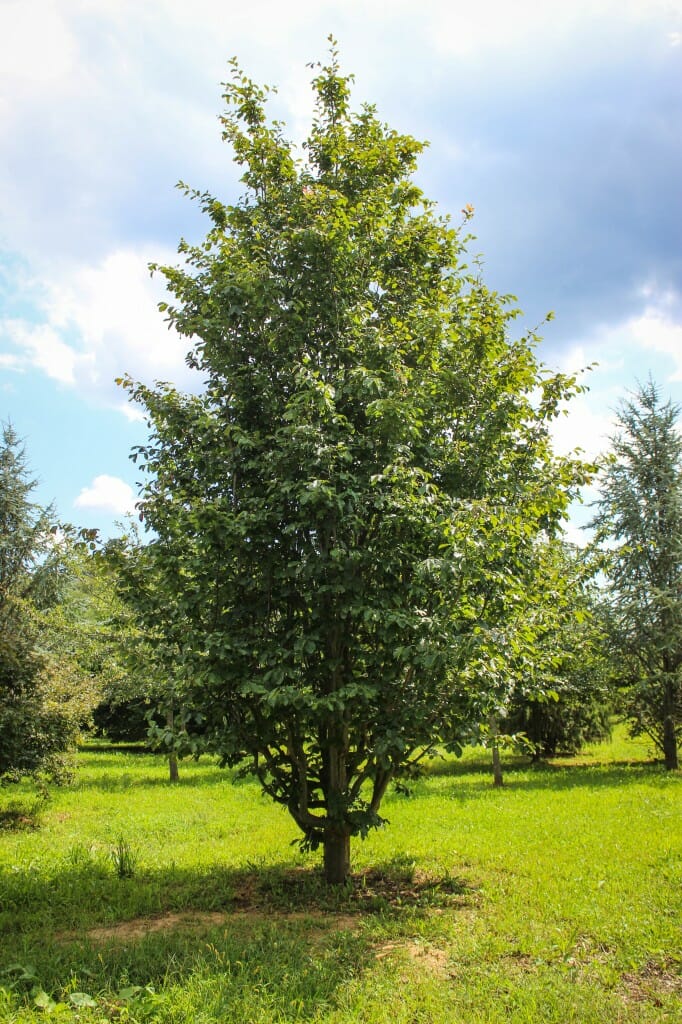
[0,796,47,832]
[1,854,472,1018]
[2,905,376,1021]
[78,742,154,754]
[423,757,674,799]
[1,852,472,938]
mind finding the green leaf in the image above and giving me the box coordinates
[69,992,97,1008]
[33,989,55,1009]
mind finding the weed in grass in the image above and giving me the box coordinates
[0,796,46,832]
[110,837,137,879]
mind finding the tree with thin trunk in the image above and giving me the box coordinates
[592,378,682,770]
[120,45,589,881]
[0,424,88,782]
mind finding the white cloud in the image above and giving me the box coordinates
[0,353,24,371]
[74,475,137,515]
[549,287,682,463]
[46,247,193,383]
[550,391,615,462]
[631,310,682,381]
[2,320,81,384]
[421,0,680,56]
[0,0,76,85]
[1,246,199,411]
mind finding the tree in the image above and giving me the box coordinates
[120,46,588,881]
[502,541,612,760]
[43,541,153,744]
[0,424,87,783]
[100,532,196,781]
[460,539,609,783]
[592,379,682,769]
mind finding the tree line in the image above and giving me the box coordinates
[1,46,679,883]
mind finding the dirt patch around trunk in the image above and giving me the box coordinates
[57,864,472,947]
[77,909,361,945]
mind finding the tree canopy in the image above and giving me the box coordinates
[121,46,589,881]
[0,424,88,783]
[593,378,682,769]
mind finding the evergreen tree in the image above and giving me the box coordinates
[593,379,682,769]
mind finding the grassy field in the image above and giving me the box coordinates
[0,728,680,1023]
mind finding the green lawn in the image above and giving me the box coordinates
[1,729,680,1022]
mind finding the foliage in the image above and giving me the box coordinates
[91,698,154,743]
[120,46,589,880]
[592,379,682,769]
[63,539,165,745]
[38,542,137,735]
[0,424,88,783]
[502,541,613,758]
[101,533,194,773]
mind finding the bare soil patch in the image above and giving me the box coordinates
[375,938,453,979]
[80,909,361,945]
[620,960,682,1006]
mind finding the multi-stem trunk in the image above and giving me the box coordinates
[320,601,353,884]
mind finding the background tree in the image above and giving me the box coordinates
[592,379,682,769]
[501,541,612,760]
[101,532,199,781]
[0,424,88,783]
[460,538,608,784]
[42,541,151,744]
[121,47,589,881]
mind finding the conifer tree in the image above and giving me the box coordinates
[593,379,682,769]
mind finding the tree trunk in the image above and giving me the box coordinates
[323,831,351,884]
[489,714,504,787]
[166,707,179,782]
[662,681,679,770]
[659,696,675,770]
[491,741,504,787]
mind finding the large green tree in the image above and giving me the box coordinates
[593,379,682,769]
[121,48,588,881]
[0,425,88,783]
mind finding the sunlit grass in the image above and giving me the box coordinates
[1,728,680,1022]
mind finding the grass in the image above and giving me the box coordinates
[0,727,680,1022]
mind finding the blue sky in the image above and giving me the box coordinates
[1,0,681,541]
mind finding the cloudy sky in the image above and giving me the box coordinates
[1,0,681,539]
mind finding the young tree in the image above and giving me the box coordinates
[0,424,87,783]
[121,47,588,881]
[502,541,612,761]
[460,539,609,783]
[100,533,194,781]
[592,379,682,769]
